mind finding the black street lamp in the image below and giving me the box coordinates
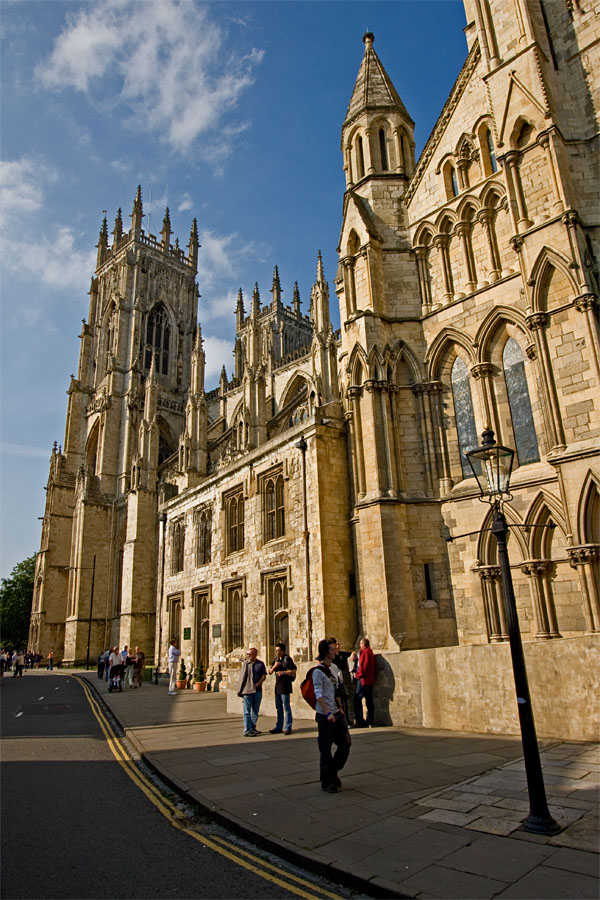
[84,555,97,671]
[465,427,560,835]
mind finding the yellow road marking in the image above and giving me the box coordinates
[74,677,346,900]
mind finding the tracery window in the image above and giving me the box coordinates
[502,338,539,466]
[145,303,170,376]
[170,519,185,574]
[265,573,289,662]
[451,357,479,478]
[225,584,243,653]
[225,488,244,554]
[263,471,285,542]
[194,506,212,567]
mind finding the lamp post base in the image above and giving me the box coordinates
[521,812,562,836]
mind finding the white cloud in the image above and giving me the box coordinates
[203,335,234,381]
[37,0,264,156]
[0,441,52,460]
[178,193,193,213]
[0,156,96,296]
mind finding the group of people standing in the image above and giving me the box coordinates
[98,645,145,689]
[1,649,53,675]
[235,636,376,794]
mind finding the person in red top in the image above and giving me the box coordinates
[353,638,375,727]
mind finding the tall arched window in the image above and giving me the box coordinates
[264,473,285,541]
[225,585,243,652]
[451,357,479,478]
[145,303,170,375]
[503,338,539,465]
[486,129,498,173]
[227,491,244,554]
[171,520,185,574]
[379,128,389,171]
[357,136,365,179]
[195,507,212,567]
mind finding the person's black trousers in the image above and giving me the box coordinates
[316,712,351,786]
[353,682,374,726]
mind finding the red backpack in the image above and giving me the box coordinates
[300,665,332,709]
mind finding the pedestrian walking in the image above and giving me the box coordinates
[167,639,181,695]
[47,649,54,670]
[97,651,105,679]
[237,647,266,736]
[132,646,145,688]
[353,638,376,727]
[268,643,296,735]
[103,649,110,681]
[12,650,25,677]
[313,638,351,793]
[125,650,135,688]
[108,646,123,692]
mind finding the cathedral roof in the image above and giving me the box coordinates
[344,32,414,128]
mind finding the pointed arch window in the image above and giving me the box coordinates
[451,357,479,478]
[357,136,365,179]
[486,129,498,173]
[194,506,212,567]
[263,470,285,542]
[170,518,185,574]
[503,338,539,466]
[379,128,389,171]
[145,303,170,376]
[225,583,243,652]
[226,488,244,554]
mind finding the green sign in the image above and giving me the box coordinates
[183,627,191,641]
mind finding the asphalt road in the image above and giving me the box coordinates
[0,674,341,900]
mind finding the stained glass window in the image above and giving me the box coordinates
[503,338,539,466]
[451,357,479,478]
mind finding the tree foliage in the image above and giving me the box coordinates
[0,554,36,649]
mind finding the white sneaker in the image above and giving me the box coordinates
[168,691,177,695]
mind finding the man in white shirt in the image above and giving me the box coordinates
[168,639,181,695]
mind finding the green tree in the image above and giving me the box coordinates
[0,554,36,649]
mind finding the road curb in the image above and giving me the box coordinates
[79,675,408,900]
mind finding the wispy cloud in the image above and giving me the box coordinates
[0,441,53,460]
[0,157,96,296]
[203,335,234,381]
[178,193,193,213]
[36,0,264,157]
[196,228,267,322]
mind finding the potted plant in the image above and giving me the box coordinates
[175,658,187,690]
[193,662,207,692]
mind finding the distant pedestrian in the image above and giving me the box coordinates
[328,637,353,725]
[108,646,123,692]
[47,650,54,670]
[353,638,375,728]
[237,647,266,736]
[313,638,351,793]
[268,643,296,735]
[125,650,135,688]
[132,647,145,688]
[104,649,110,681]
[13,650,25,678]
[167,639,181,695]
[97,651,105,679]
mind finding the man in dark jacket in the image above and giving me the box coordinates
[268,643,297,735]
[353,638,376,727]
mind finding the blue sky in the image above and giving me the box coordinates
[0,0,468,577]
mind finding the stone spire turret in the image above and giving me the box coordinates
[112,208,123,247]
[161,207,172,253]
[96,217,109,266]
[130,185,143,237]
[235,288,245,331]
[251,282,261,318]
[143,353,158,422]
[271,265,282,309]
[342,33,415,187]
[293,281,301,318]
[310,251,331,335]
[188,218,199,272]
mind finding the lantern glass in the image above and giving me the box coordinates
[466,441,514,498]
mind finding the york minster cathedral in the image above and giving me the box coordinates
[31,0,599,740]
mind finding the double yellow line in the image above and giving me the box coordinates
[76,677,344,900]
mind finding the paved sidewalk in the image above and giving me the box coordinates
[82,673,598,899]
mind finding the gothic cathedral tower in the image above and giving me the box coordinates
[29,189,200,664]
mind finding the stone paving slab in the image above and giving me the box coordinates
[78,673,599,899]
